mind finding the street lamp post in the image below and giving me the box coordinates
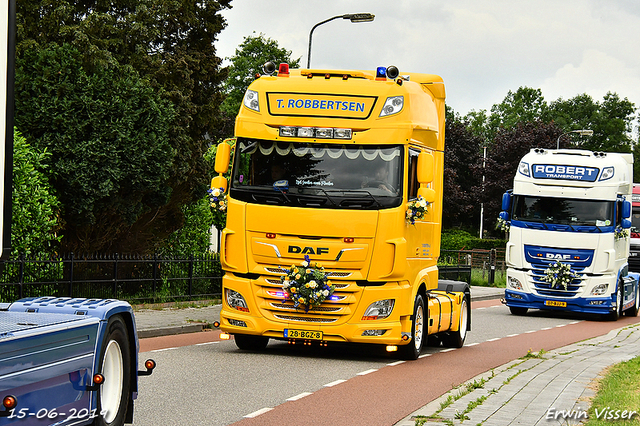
[556,129,594,149]
[307,13,375,69]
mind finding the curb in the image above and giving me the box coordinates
[137,324,204,339]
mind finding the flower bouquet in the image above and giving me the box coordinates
[406,196,428,225]
[280,255,335,312]
[208,187,227,212]
[496,217,510,232]
[614,225,629,241]
[543,261,579,290]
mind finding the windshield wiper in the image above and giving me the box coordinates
[336,190,383,208]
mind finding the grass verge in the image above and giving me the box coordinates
[585,356,640,425]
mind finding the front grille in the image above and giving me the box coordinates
[270,302,342,312]
[274,314,337,323]
[255,267,359,324]
[529,262,585,298]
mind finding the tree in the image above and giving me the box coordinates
[486,87,549,139]
[482,121,563,236]
[15,44,175,253]
[220,33,301,121]
[548,92,636,153]
[443,107,484,230]
[14,0,232,253]
[11,129,61,256]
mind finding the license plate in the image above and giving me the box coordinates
[284,329,323,340]
[545,300,567,307]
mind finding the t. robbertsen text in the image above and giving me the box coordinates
[546,407,638,421]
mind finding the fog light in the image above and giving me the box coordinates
[589,300,606,305]
[220,332,231,340]
[386,345,398,352]
[229,319,247,327]
[510,293,524,300]
[591,284,608,295]
[361,329,387,336]
[508,276,523,290]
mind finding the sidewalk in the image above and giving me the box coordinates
[394,324,640,426]
[132,285,505,338]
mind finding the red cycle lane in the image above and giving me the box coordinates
[230,314,640,426]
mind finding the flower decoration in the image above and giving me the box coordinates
[280,255,335,312]
[406,196,428,225]
[496,217,510,232]
[208,187,227,212]
[614,225,629,241]
[543,261,579,290]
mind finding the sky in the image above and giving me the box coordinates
[216,0,640,122]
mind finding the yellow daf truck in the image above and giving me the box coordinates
[212,63,470,359]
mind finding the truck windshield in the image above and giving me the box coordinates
[512,195,614,227]
[230,139,403,209]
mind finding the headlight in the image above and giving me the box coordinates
[599,167,614,181]
[508,276,523,290]
[590,283,609,296]
[226,289,249,312]
[518,162,530,177]
[379,96,403,117]
[243,90,260,112]
[362,299,395,320]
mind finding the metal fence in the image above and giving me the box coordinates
[0,253,222,304]
[0,249,499,304]
[440,248,506,284]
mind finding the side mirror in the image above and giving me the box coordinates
[211,175,227,193]
[623,200,632,219]
[417,187,436,203]
[215,142,231,174]
[499,211,509,221]
[501,191,512,211]
[417,152,434,183]
[622,218,632,229]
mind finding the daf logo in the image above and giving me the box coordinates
[545,254,571,260]
[288,245,329,255]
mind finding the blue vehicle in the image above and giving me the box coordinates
[0,297,154,425]
[500,149,640,319]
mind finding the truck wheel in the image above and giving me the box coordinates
[608,282,624,321]
[399,294,425,360]
[234,334,269,351]
[509,306,528,316]
[443,297,468,348]
[624,283,639,317]
[95,316,131,426]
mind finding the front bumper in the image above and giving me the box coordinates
[504,289,616,315]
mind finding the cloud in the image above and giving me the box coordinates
[541,49,640,105]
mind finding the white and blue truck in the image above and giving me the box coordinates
[500,148,640,319]
[1,2,154,425]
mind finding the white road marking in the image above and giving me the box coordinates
[357,369,378,376]
[387,360,406,366]
[150,347,177,353]
[287,392,312,401]
[324,379,347,387]
[244,408,273,418]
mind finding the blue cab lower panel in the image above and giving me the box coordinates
[504,289,616,315]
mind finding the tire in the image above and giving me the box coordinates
[509,306,528,316]
[234,334,269,351]
[443,297,469,348]
[94,316,131,426]
[608,282,624,321]
[625,284,640,317]
[399,294,425,360]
